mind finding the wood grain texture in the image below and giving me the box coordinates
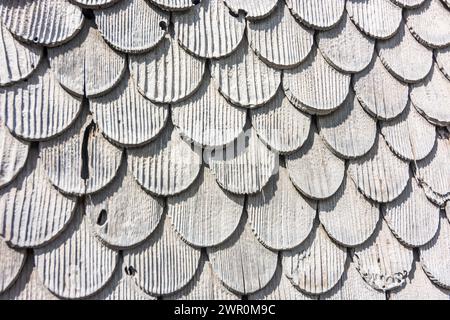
[420,215,450,289]
[90,72,169,147]
[0,121,29,188]
[70,0,122,8]
[406,0,450,48]
[211,39,281,108]
[318,92,377,159]
[168,167,244,247]
[389,0,426,7]
[128,124,202,196]
[172,75,246,147]
[224,0,278,19]
[285,0,345,30]
[174,0,245,58]
[0,149,77,248]
[319,174,380,247]
[348,134,410,203]
[411,64,450,126]
[436,46,450,81]
[86,161,164,249]
[247,167,317,250]
[0,239,26,293]
[165,256,240,300]
[129,36,205,104]
[0,24,42,86]
[283,47,350,115]
[206,128,277,194]
[0,0,84,46]
[207,215,278,295]
[123,214,201,296]
[346,0,402,39]
[94,0,169,53]
[0,60,82,141]
[286,129,345,200]
[148,0,196,11]
[250,90,311,154]
[320,262,385,300]
[282,222,348,295]
[34,209,119,299]
[353,220,414,291]
[353,56,408,120]
[39,110,123,196]
[48,20,126,98]
[377,22,433,83]
[247,2,314,68]
[381,101,436,161]
[390,260,450,300]
[317,13,375,73]
[383,179,440,247]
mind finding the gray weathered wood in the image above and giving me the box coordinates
[90,72,169,147]
[148,0,196,11]
[247,167,317,250]
[319,174,380,247]
[286,129,345,200]
[0,0,84,46]
[285,0,345,30]
[389,0,426,7]
[0,239,26,294]
[207,215,278,295]
[71,0,122,8]
[128,124,202,196]
[318,92,377,159]
[283,47,350,115]
[129,35,206,104]
[247,2,314,68]
[172,76,246,147]
[94,0,169,53]
[123,214,201,296]
[353,56,408,120]
[0,60,82,141]
[317,13,375,73]
[436,46,450,81]
[224,0,278,19]
[174,0,246,58]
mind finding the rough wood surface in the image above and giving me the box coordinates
[381,101,436,161]
[286,129,345,200]
[353,56,408,120]
[148,0,196,11]
[285,0,345,30]
[0,239,26,294]
[0,122,29,188]
[250,90,311,154]
[348,134,410,203]
[319,174,380,247]
[34,209,119,299]
[346,0,402,39]
[317,13,375,73]
[406,0,450,48]
[168,167,244,247]
[128,125,202,196]
[224,0,278,19]
[0,24,42,86]
[172,76,246,147]
[353,220,414,291]
[436,46,450,80]
[48,20,126,97]
[207,215,278,295]
[377,22,433,83]
[174,0,246,58]
[0,149,77,248]
[283,47,350,115]
[94,0,169,53]
[0,0,84,46]
[90,72,169,147]
[211,39,281,108]
[0,60,82,141]
[70,0,121,8]
[206,129,277,194]
[123,214,201,296]
[247,2,314,68]
[389,0,426,7]
[282,222,348,295]
[129,36,205,104]
[383,179,440,248]
[318,92,377,159]
[86,162,164,249]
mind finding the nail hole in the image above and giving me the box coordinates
[159,21,167,31]
[33,37,38,42]
[97,209,107,226]
[125,265,137,276]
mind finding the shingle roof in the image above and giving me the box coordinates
[0,0,450,300]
